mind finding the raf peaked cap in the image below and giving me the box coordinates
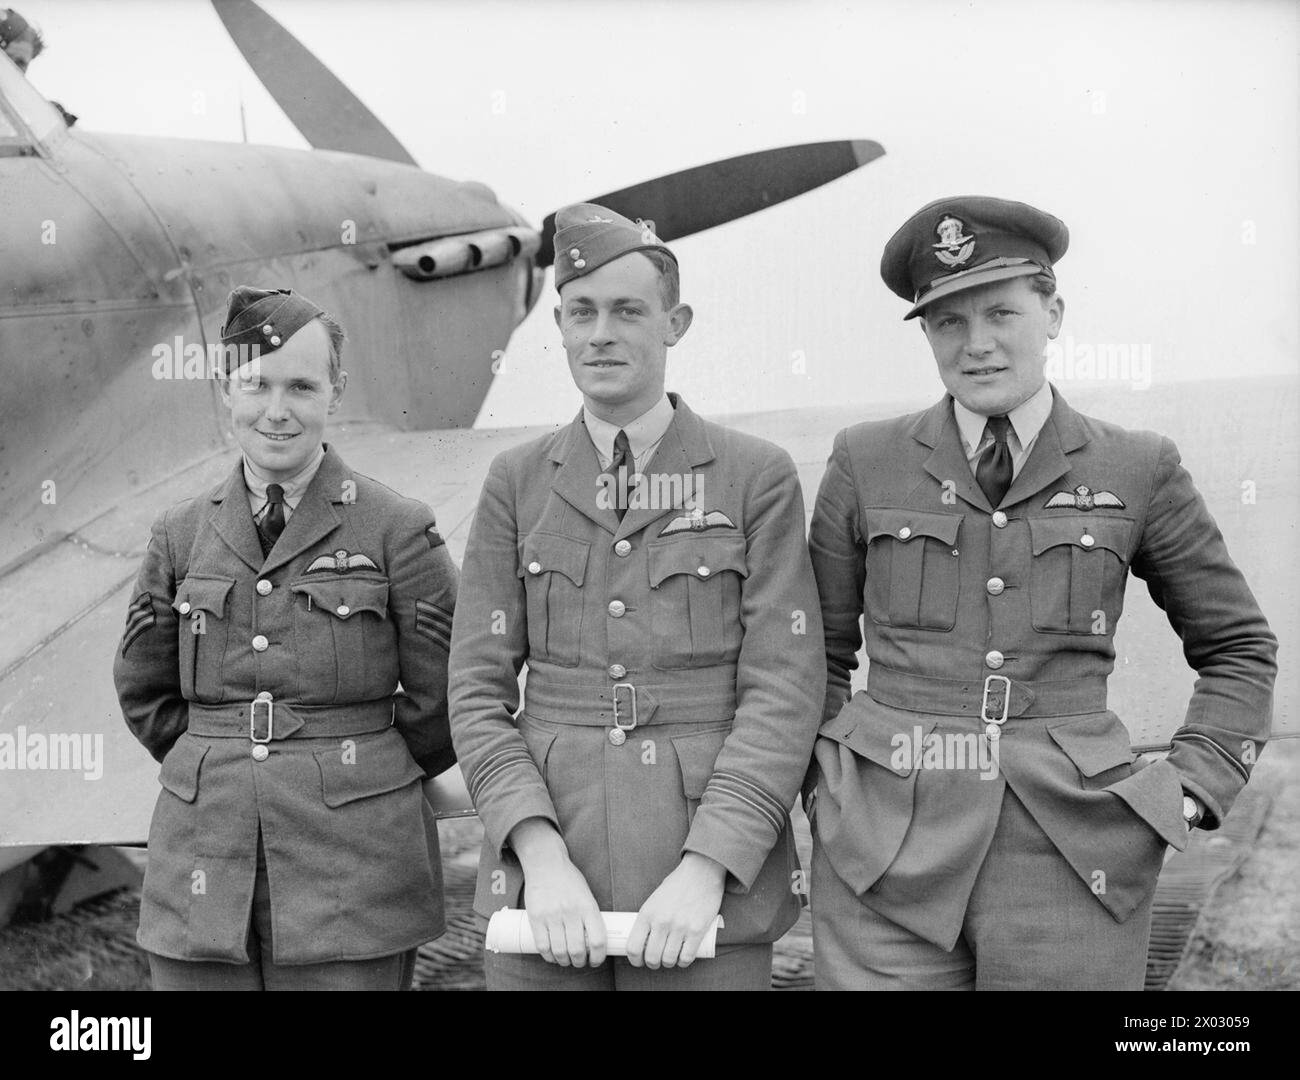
[219,286,324,358]
[881,196,1069,320]
[553,203,676,290]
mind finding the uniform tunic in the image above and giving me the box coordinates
[113,445,458,964]
[808,386,1278,950]
[450,394,825,944]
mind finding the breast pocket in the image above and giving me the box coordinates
[1028,516,1132,635]
[290,575,391,701]
[172,576,234,700]
[648,534,748,669]
[519,533,589,667]
[861,509,963,631]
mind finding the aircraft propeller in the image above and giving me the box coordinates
[211,1,884,261]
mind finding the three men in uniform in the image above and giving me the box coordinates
[116,196,1277,993]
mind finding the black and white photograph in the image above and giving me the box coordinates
[0,0,1295,1029]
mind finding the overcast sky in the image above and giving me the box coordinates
[19,0,1299,427]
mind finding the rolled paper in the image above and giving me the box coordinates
[485,909,724,959]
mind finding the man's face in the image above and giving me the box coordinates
[920,276,1063,415]
[554,252,692,422]
[219,318,345,482]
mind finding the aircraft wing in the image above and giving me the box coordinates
[2,379,1294,851]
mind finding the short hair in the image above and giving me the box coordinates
[317,312,345,384]
[1027,270,1058,305]
[639,249,680,309]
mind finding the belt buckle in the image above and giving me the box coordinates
[612,683,638,731]
[980,675,1011,725]
[250,695,274,743]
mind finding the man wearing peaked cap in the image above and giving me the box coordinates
[806,196,1277,989]
[450,203,825,989]
[114,285,459,989]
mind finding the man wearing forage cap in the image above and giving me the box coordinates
[114,286,459,989]
[450,204,825,989]
[806,195,1277,988]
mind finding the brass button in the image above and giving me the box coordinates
[336,604,350,617]
[252,635,269,652]
[986,577,1005,595]
[527,561,542,574]
[256,579,273,596]
[608,664,627,679]
[608,728,626,746]
[178,601,192,615]
[984,724,1002,739]
[608,600,626,618]
[255,691,272,702]
[251,744,269,762]
[697,566,710,578]
[992,511,1008,528]
[1080,533,1095,548]
[898,526,912,540]
[985,650,1004,669]
[614,540,632,557]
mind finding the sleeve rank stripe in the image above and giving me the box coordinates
[469,752,535,801]
[711,770,786,818]
[705,779,784,834]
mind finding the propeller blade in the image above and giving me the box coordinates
[211,0,418,166]
[537,139,883,267]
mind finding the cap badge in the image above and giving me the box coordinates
[585,215,614,223]
[636,218,660,245]
[932,215,976,267]
[1044,484,1126,511]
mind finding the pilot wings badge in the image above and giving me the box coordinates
[932,215,976,268]
[1043,485,1125,511]
[306,548,380,574]
[659,507,736,536]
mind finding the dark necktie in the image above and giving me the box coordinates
[975,415,1014,508]
[610,429,634,522]
[256,483,286,556]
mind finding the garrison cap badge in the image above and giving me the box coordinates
[659,507,736,536]
[305,549,379,574]
[881,195,1069,320]
[1044,484,1125,511]
[220,285,325,365]
[552,202,676,290]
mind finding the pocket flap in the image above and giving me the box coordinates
[1029,516,1132,557]
[819,695,921,777]
[672,726,732,799]
[1048,713,1136,777]
[158,737,209,803]
[291,576,389,619]
[648,534,748,588]
[519,533,589,586]
[315,730,424,808]
[172,576,234,618]
[862,508,962,547]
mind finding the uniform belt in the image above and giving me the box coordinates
[186,698,394,741]
[866,664,1107,720]
[523,675,737,728]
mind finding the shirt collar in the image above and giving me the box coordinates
[243,444,326,510]
[582,394,676,466]
[953,380,1054,455]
